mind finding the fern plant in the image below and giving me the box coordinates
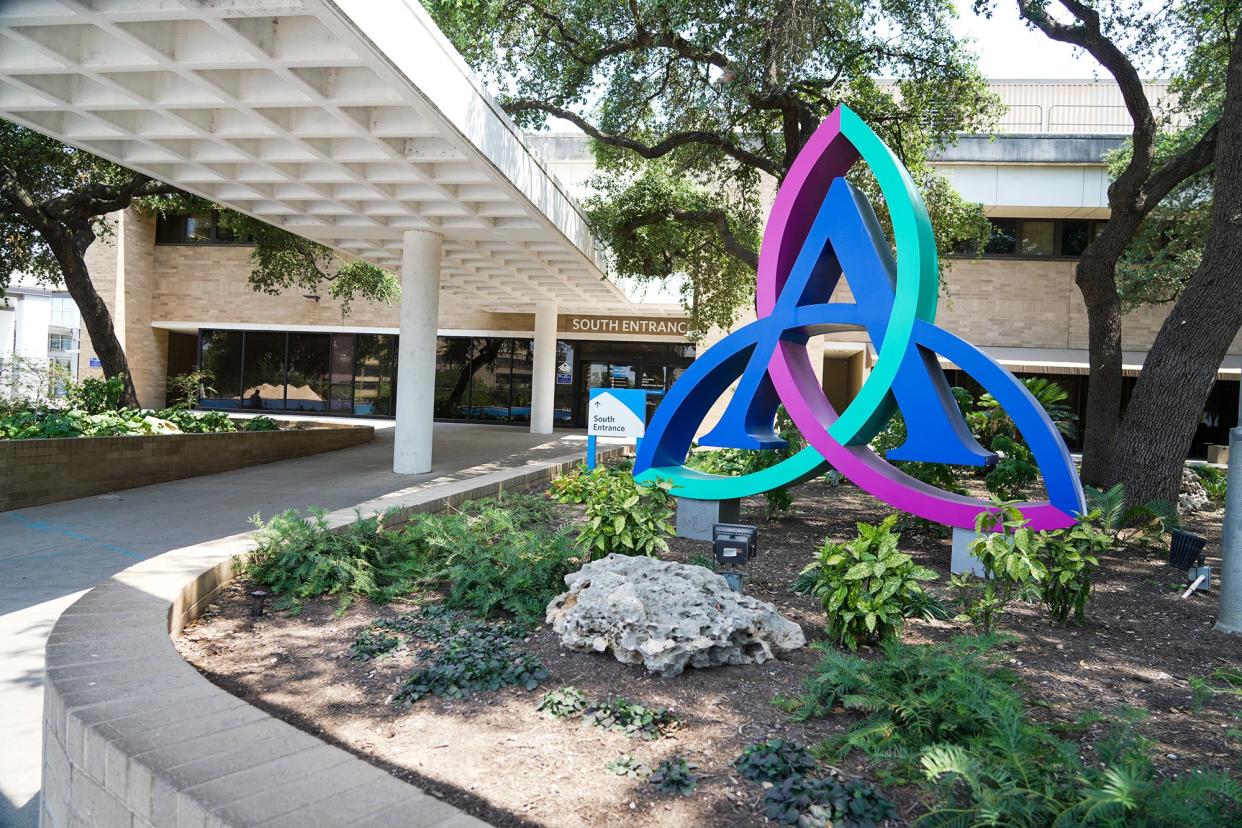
[1084,483,1178,550]
[794,516,944,650]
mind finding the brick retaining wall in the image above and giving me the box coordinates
[0,424,374,512]
[39,446,623,827]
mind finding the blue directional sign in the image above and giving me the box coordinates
[586,387,647,469]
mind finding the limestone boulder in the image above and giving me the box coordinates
[1179,467,1210,514]
[545,553,806,677]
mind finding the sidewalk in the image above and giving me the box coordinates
[0,423,595,827]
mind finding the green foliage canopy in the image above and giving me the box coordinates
[427,0,1001,334]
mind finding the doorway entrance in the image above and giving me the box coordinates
[570,341,696,427]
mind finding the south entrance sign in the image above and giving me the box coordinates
[634,105,1085,531]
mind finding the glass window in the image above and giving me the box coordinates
[1061,220,1091,256]
[1020,220,1055,256]
[242,332,287,411]
[984,219,1018,255]
[434,337,475,419]
[198,330,243,409]
[355,334,397,416]
[329,334,354,413]
[470,338,509,422]
[553,340,575,424]
[507,340,533,424]
[284,333,330,412]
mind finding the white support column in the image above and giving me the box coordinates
[393,230,441,475]
[530,302,558,434]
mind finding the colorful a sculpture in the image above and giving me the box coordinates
[634,105,1085,531]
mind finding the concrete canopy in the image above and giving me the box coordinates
[0,0,657,316]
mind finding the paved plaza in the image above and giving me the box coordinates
[0,422,596,827]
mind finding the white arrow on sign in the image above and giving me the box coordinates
[588,392,646,439]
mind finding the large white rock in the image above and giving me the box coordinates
[1179,467,1210,514]
[546,554,806,677]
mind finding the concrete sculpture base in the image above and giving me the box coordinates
[675,497,740,540]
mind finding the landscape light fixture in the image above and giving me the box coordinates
[713,523,757,593]
[249,589,269,618]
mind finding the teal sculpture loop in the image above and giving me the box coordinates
[633,105,1085,531]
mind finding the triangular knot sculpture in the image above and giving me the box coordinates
[634,105,1085,531]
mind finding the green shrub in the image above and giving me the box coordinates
[577,473,674,558]
[792,516,943,650]
[156,408,236,433]
[67,374,125,413]
[648,757,697,796]
[165,369,215,410]
[1036,517,1108,625]
[391,610,547,704]
[243,415,280,432]
[779,635,1241,826]
[1192,464,1228,501]
[733,739,817,782]
[763,775,896,827]
[954,505,1046,634]
[583,697,680,740]
[984,434,1038,501]
[537,686,589,718]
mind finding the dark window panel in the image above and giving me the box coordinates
[1020,220,1056,256]
[354,334,397,416]
[198,329,243,409]
[285,333,331,412]
[984,219,1018,255]
[242,332,287,411]
[1060,220,1091,256]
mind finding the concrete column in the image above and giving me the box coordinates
[393,230,441,475]
[529,302,558,434]
[1216,427,1242,634]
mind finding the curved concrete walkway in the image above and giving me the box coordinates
[0,423,596,827]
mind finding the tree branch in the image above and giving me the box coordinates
[619,208,758,270]
[44,174,180,222]
[1015,0,1158,197]
[502,99,783,176]
[1143,121,1219,207]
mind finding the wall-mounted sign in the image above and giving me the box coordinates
[588,388,647,439]
[88,357,101,368]
[561,315,689,337]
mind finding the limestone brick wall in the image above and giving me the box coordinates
[0,424,374,511]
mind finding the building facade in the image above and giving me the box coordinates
[52,79,1242,459]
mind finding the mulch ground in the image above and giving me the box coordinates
[175,479,1242,827]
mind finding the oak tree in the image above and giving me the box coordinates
[428,0,1001,335]
[1003,0,1240,503]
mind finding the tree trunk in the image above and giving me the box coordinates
[1114,25,1242,507]
[47,226,139,408]
[1075,254,1126,487]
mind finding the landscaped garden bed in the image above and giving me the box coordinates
[176,466,1242,827]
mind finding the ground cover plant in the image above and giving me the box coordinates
[391,608,548,704]
[763,774,896,828]
[733,738,816,782]
[648,757,698,796]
